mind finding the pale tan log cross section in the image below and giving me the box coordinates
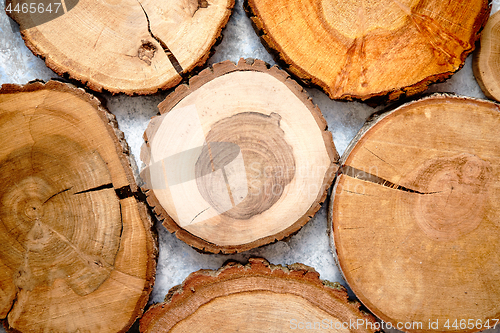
[141,59,338,253]
[6,0,234,94]
[245,0,490,101]
[330,95,500,333]
[0,81,157,332]
[474,10,500,102]
[140,258,379,333]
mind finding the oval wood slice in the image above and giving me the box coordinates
[6,0,234,95]
[473,10,500,102]
[140,257,377,333]
[140,59,338,253]
[330,94,500,332]
[0,81,157,332]
[245,0,490,101]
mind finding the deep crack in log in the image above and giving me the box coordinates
[339,166,442,195]
[73,183,114,195]
[137,0,184,74]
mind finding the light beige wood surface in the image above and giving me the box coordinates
[0,81,157,332]
[140,258,378,333]
[141,59,338,253]
[7,0,233,94]
[474,10,500,102]
[330,94,500,332]
[246,0,490,101]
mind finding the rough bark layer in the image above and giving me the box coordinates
[140,257,377,333]
[0,81,157,333]
[6,0,234,95]
[473,10,500,102]
[141,59,338,253]
[330,94,500,332]
[245,0,490,102]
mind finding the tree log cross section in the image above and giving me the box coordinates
[6,0,234,94]
[141,59,338,253]
[245,0,490,101]
[140,258,379,333]
[330,94,500,332]
[0,81,156,333]
[473,10,500,103]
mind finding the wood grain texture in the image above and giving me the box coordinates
[0,81,157,333]
[245,0,490,102]
[330,94,500,332]
[473,10,500,102]
[140,257,378,333]
[6,0,234,95]
[141,59,338,253]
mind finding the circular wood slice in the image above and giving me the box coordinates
[473,10,500,102]
[140,257,378,333]
[0,81,157,332]
[330,94,500,332]
[140,59,338,253]
[6,0,234,95]
[245,0,490,101]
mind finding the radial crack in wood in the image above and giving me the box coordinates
[330,94,500,332]
[136,0,183,74]
[340,166,442,195]
[0,81,157,333]
[473,10,500,102]
[140,59,338,253]
[245,0,490,102]
[140,257,378,333]
[6,0,234,95]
